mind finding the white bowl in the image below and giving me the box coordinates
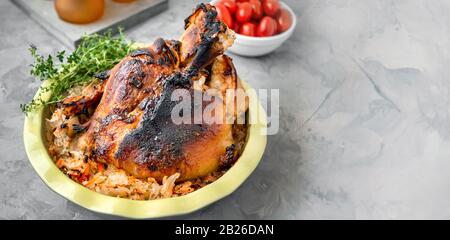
[211,0,297,57]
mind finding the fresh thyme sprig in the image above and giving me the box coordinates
[21,29,136,113]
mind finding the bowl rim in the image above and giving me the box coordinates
[211,0,297,42]
[23,76,267,219]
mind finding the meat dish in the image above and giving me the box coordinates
[46,4,248,200]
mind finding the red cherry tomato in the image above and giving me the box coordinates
[262,0,280,17]
[233,22,240,33]
[236,0,249,2]
[221,0,237,14]
[249,0,262,20]
[256,16,277,37]
[235,2,253,23]
[215,3,234,29]
[240,22,256,36]
[276,8,292,33]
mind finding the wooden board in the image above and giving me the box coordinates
[11,0,168,49]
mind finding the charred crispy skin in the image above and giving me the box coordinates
[58,80,105,117]
[179,3,234,70]
[60,4,246,182]
[113,71,235,181]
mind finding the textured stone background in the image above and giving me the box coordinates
[2,0,450,219]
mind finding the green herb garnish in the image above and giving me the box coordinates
[21,29,136,113]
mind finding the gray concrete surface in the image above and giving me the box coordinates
[2,0,450,219]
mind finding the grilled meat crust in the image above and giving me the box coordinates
[180,3,235,70]
[114,72,234,181]
[57,4,246,182]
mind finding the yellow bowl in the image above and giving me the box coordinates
[23,74,267,218]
